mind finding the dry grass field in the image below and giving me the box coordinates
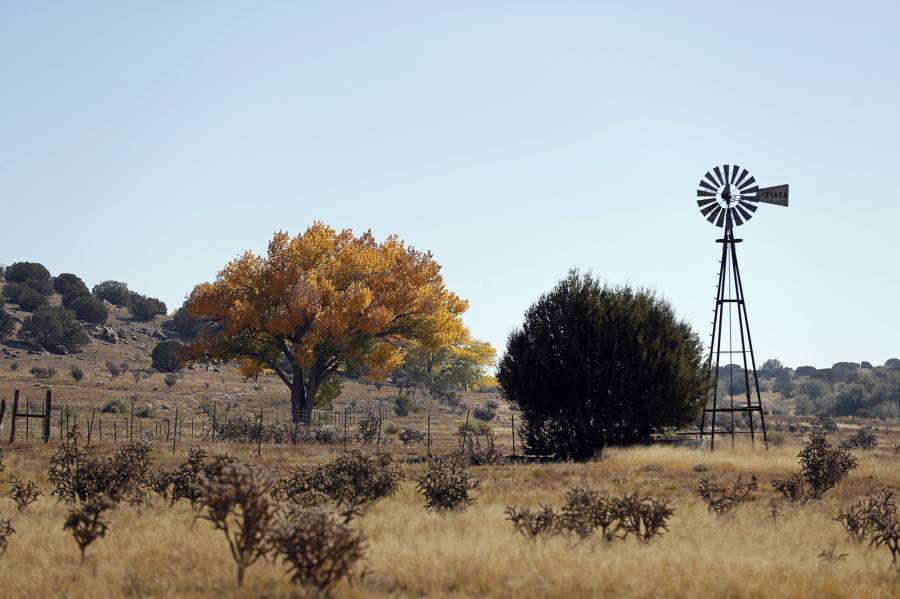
[1,293,899,598]
[0,421,897,598]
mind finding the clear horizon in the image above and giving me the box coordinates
[2,2,898,370]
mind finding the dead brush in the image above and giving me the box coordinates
[835,488,896,543]
[8,475,42,512]
[505,505,558,540]
[614,493,675,543]
[355,414,381,445]
[48,430,115,505]
[773,430,858,502]
[153,447,237,507]
[273,450,403,523]
[416,456,479,511]
[559,486,620,541]
[0,518,13,557]
[455,433,505,466]
[268,506,367,594]
[64,495,115,563]
[840,426,879,450]
[697,474,759,518]
[195,463,276,587]
[506,486,674,544]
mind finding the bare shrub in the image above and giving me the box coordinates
[813,413,837,433]
[273,450,403,523]
[106,360,121,378]
[870,517,900,566]
[697,474,759,517]
[269,507,366,593]
[416,456,478,511]
[505,505,558,540]
[30,366,56,379]
[49,432,115,504]
[398,427,426,445]
[355,414,381,445]
[840,426,878,450]
[0,518,14,557]
[64,496,114,563]
[472,403,496,422]
[70,365,84,381]
[8,475,42,512]
[153,447,237,507]
[614,493,675,543]
[455,433,505,466]
[836,489,897,543]
[559,486,620,541]
[196,463,276,586]
[773,431,858,502]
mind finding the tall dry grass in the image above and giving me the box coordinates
[0,433,896,598]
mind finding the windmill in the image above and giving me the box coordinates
[696,164,788,449]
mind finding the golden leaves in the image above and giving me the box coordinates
[186,223,469,380]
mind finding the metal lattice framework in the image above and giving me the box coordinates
[695,164,788,450]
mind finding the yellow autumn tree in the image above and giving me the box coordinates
[393,332,496,398]
[183,224,469,422]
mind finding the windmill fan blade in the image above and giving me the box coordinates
[738,200,757,213]
[700,202,718,215]
[730,164,740,185]
[740,185,759,196]
[713,166,724,186]
[735,168,749,187]
[697,199,716,209]
[723,164,731,185]
[697,189,716,197]
[707,206,722,223]
[704,172,718,188]
[732,209,744,226]
[736,204,753,221]
[699,180,717,192]
[715,208,726,227]
[739,176,756,190]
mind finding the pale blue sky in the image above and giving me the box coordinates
[2,2,898,369]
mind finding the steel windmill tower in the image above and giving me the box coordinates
[695,164,788,449]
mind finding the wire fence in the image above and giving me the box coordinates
[0,390,519,457]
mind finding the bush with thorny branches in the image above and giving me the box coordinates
[8,475,42,512]
[272,449,403,523]
[64,496,115,563]
[195,463,277,586]
[151,447,237,507]
[835,488,900,566]
[415,456,479,511]
[773,430,858,502]
[697,474,759,518]
[268,507,366,593]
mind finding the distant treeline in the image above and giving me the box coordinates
[715,358,900,419]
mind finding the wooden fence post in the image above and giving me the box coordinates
[43,390,52,444]
[511,414,515,456]
[257,408,263,456]
[8,390,19,444]
[427,412,432,457]
[0,398,6,435]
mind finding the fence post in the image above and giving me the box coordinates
[0,398,6,436]
[427,412,432,457]
[8,390,19,444]
[211,402,217,445]
[511,414,515,456]
[130,400,135,441]
[172,408,178,453]
[86,409,96,448]
[25,396,29,440]
[257,408,263,456]
[42,390,51,444]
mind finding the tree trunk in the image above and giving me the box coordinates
[289,363,315,424]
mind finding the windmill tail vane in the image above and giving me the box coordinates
[693,164,789,451]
